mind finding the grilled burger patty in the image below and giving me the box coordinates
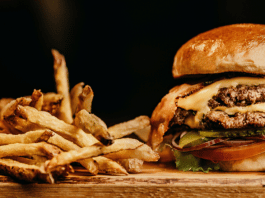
[171,84,265,130]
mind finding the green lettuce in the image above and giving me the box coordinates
[168,145,220,173]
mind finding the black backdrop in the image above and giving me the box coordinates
[1,0,265,126]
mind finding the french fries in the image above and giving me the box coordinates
[42,92,63,116]
[94,156,128,175]
[108,115,150,139]
[74,110,113,145]
[0,49,159,183]
[70,82,84,116]
[116,158,144,173]
[52,49,73,124]
[0,158,73,183]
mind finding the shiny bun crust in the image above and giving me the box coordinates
[173,23,265,78]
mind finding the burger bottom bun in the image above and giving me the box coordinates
[219,152,265,171]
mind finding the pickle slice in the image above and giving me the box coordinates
[199,129,265,138]
[179,132,205,148]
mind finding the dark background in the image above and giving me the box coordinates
[0,0,265,126]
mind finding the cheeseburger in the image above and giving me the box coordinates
[149,23,265,172]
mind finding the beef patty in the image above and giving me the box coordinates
[172,84,265,129]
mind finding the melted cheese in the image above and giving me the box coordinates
[214,103,265,115]
[178,77,265,128]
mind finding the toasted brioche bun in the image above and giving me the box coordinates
[173,23,265,78]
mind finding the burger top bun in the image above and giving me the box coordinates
[173,23,265,78]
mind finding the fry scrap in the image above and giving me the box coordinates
[108,115,150,139]
[0,49,159,183]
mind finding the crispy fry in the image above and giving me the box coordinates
[93,156,128,175]
[45,145,102,171]
[0,158,73,184]
[12,105,99,147]
[42,92,63,116]
[47,132,99,175]
[0,120,11,134]
[0,142,61,159]
[0,98,13,115]
[134,125,151,142]
[76,85,94,114]
[1,97,31,120]
[52,49,73,124]
[103,144,160,162]
[116,158,144,173]
[45,138,144,171]
[0,129,54,145]
[70,82,84,116]
[74,110,113,145]
[108,116,150,139]
[30,89,43,111]
[8,156,47,166]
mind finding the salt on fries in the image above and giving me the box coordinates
[0,49,159,183]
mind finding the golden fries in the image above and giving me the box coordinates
[134,125,151,142]
[42,92,63,116]
[74,110,113,145]
[0,158,73,183]
[0,142,61,159]
[93,156,128,175]
[0,49,159,183]
[108,116,150,139]
[116,158,144,173]
[30,89,43,111]
[11,105,99,147]
[103,144,160,162]
[70,82,84,115]
[76,85,94,114]
[0,130,54,145]
[52,49,73,124]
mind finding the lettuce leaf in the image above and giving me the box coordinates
[168,145,220,173]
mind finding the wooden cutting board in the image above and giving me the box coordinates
[1,162,265,197]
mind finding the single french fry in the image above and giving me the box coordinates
[93,156,128,175]
[47,132,99,175]
[74,110,113,145]
[0,158,73,184]
[0,142,61,159]
[4,115,42,133]
[0,98,13,115]
[108,116,150,139]
[45,138,144,171]
[70,82,84,116]
[14,105,99,147]
[52,49,73,124]
[30,89,43,111]
[0,129,54,145]
[76,85,94,114]
[103,144,160,162]
[116,158,144,173]
[8,156,48,166]
[0,120,11,134]
[42,92,63,116]
[1,97,31,120]
[134,125,151,142]
[45,145,102,172]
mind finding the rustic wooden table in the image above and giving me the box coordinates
[1,162,265,197]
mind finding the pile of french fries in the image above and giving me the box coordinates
[0,49,159,183]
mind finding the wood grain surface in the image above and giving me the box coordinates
[1,162,265,197]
